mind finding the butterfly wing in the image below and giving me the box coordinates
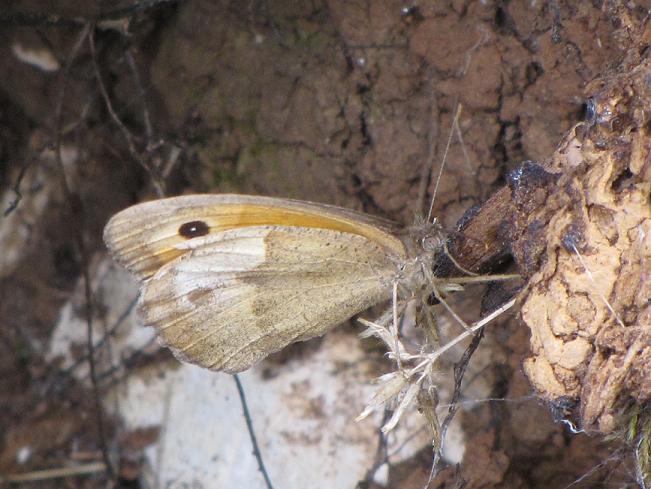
[140,225,399,373]
[103,194,404,281]
[104,194,408,373]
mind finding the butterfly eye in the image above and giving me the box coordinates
[178,220,210,239]
[421,235,440,251]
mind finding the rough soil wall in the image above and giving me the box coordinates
[0,1,648,488]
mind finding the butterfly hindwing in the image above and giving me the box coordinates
[140,225,399,372]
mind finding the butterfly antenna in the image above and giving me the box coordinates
[442,239,479,277]
[426,103,463,224]
[454,106,474,175]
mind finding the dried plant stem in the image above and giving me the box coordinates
[53,23,114,481]
[233,374,275,489]
[441,274,519,284]
[0,462,106,483]
[409,298,515,378]
[88,28,165,197]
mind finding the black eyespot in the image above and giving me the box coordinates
[179,220,210,239]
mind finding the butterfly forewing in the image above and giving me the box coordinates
[103,194,404,281]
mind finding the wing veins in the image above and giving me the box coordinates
[197,276,386,369]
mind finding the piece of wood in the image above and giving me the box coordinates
[434,185,513,277]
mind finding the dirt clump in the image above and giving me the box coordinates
[510,53,651,435]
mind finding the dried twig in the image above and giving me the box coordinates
[88,28,165,196]
[125,49,154,144]
[61,296,139,381]
[420,299,516,489]
[0,462,106,483]
[3,159,30,216]
[53,22,114,481]
[358,298,516,434]
[233,374,275,489]
[425,320,485,485]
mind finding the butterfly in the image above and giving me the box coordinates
[103,193,459,374]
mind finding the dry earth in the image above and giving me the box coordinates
[0,1,648,488]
